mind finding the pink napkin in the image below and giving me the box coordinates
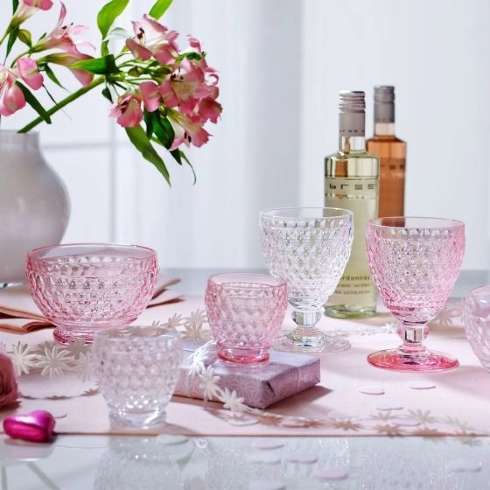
[0,273,182,333]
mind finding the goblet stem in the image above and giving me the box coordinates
[289,310,323,346]
[396,323,431,358]
[272,308,350,353]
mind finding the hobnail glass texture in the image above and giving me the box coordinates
[25,243,158,344]
[205,273,288,363]
[92,325,182,429]
[366,217,465,372]
[259,207,353,353]
[94,437,185,490]
[464,285,490,373]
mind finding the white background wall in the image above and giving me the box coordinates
[2,0,488,272]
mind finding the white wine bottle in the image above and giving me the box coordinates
[324,91,379,319]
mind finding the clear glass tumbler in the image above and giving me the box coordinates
[92,325,182,429]
[259,207,354,353]
[366,216,465,372]
[205,273,288,363]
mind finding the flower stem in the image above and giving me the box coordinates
[18,76,106,133]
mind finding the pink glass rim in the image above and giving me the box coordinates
[26,242,157,261]
[208,272,286,289]
[368,216,464,230]
[259,207,353,220]
[465,284,490,312]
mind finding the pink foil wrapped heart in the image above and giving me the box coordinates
[3,410,56,443]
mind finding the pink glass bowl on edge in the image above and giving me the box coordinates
[205,272,288,363]
[464,285,490,373]
[26,243,159,344]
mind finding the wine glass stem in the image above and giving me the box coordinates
[397,322,430,357]
[290,309,322,341]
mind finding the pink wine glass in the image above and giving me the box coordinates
[366,217,465,372]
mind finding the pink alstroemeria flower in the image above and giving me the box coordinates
[43,52,94,87]
[0,67,26,116]
[17,57,44,90]
[23,0,53,10]
[140,81,161,112]
[34,2,91,54]
[11,0,54,26]
[0,353,20,410]
[198,96,222,124]
[126,14,179,65]
[160,58,211,117]
[110,94,144,128]
[168,110,210,150]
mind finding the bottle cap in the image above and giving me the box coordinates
[374,86,395,123]
[339,91,365,136]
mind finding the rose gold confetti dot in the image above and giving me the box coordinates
[358,385,385,395]
[408,381,436,390]
[375,400,403,411]
[247,452,281,465]
[447,459,482,473]
[285,452,318,464]
[312,468,349,480]
[252,439,285,450]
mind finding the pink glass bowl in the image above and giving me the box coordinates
[205,273,288,363]
[26,243,159,344]
[464,285,490,373]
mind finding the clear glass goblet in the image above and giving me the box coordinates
[366,216,465,372]
[259,207,354,353]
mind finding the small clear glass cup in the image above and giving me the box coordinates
[259,207,354,353]
[366,216,465,372]
[464,285,490,372]
[92,325,182,429]
[205,273,288,363]
[26,243,159,344]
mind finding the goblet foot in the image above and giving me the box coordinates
[273,328,350,354]
[367,348,459,372]
[53,320,133,345]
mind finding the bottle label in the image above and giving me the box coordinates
[325,177,378,306]
[378,157,406,217]
[339,113,365,136]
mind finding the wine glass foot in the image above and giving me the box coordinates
[273,333,350,354]
[367,348,459,372]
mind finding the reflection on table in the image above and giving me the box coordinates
[1,435,488,489]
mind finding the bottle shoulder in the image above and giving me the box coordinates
[366,135,406,145]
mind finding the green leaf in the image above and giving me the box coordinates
[177,149,197,184]
[143,110,154,139]
[43,64,65,89]
[71,55,119,75]
[103,27,130,42]
[16,82,51,124]
[17,29,31,47]
[186,52,202,61]
[153,114,174,149]
[5,26,18,59]
[101,86,113,103]
[12,0,19,14]
[97,0,130,56]
[125,126,171,185]
[149,0,173,20]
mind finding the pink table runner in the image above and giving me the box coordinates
[1,295,489,438]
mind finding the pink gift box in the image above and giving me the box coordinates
[174,340,321,409]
